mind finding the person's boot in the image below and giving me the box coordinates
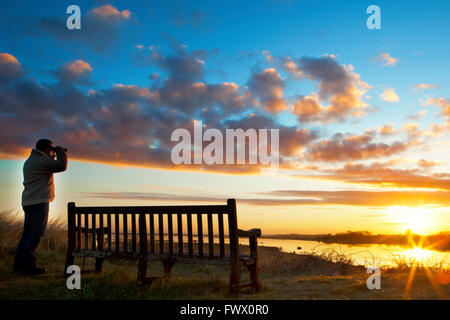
[23,267,46,275]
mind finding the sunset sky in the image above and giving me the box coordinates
[1,1,450,235]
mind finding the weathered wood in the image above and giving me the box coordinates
[248,234,260,291]
[227,199,240,294]
[107,214,112,250]
[238,228,261,237]
[187,213,193,257]
[163,259,175,279]
[73,204,228,214]
[208,213,214,258]
[137,213,148,286]
[149,213,155,254]
[76,213,81,251]
[168,214,173,255]
[84,213,88,249]
[65,199,261,294]
[177,213,183,256]
[197,213,203,257]
[92,213,96,250]
[131,214,137,253]
[218,213,225,258]
[123,213,128,252]
[115,213,120,251]
[95,226,105,272]
[63,202,76,277]
[158,214,164,254]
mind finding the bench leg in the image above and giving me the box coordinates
[247,264,260,292]
[63,252,75,278]
[137,257,147,286]
[95,258,105,273]
[229,261,240,295]
[162,260,175,280]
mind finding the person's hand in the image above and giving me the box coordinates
[54,146,68,152]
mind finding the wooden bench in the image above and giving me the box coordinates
[64,199,261,293]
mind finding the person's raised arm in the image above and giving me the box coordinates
[43,147,68,173]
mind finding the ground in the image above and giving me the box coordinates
[0,247,449,300]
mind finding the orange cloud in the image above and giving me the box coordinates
[91,4,131,19]
[380,88,400,102]
[374,52,398,67]
[305,133,411,162]
[0,52,23,83]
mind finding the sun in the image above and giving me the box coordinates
[403,247,433,262]
[384,206,435,235]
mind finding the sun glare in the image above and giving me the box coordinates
[385,206,435,235]
[403,247,433,262]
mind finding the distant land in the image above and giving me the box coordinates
[263,231,450,252]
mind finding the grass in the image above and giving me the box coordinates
[1,210,449,300]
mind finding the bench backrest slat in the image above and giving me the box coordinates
[132,214,137,253]
[107,214,112,250]
[208,213,214,258]
[197,213,203,257]
[158,214,164,254]
[92,213,96,250]
[149,214,155,254]
[218,213,225,258]
[168,213,174,255]
[84,213,89,249]
[177,213,183,256]
[69,200,239,261]
[187,213,193,256]
[76,213,81,251]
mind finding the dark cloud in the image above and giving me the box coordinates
[6,4,131,53]
[247,68,286,114]
[305,133,411,162]
[51,60,92,84]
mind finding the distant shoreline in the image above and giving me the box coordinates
[262,231,450,252]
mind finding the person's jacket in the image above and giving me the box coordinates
[21,148,68,206]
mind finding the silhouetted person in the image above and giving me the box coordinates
[13,139,68,275]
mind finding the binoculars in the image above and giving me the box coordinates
[52,147,68,152]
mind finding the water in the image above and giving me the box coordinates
[257,237,450,269]
[108,233,450,269]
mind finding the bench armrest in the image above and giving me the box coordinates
[238,228,261,238]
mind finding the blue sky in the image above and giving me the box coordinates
[1,1,449,234]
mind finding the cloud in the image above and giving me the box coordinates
[0,53,23,83]
[292,93,323,123]
[305,133,411,162]
[425,98,450,118]
[406,110,427,121]
[82,189,450,207]
[21,4,133,52]
[0,48,318,174]
[303,161,450,191]
[374,52,398,67]
[286,56,370,122]
[379,124,398,136]
[52,60,92,84]
[413,83,437,91]
[90,4,131,20]
[224,114,318,157]
[247,68,287,114]
[380,88,400,102]
[417,159,437,169]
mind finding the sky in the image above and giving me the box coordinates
[0,0,450,235]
